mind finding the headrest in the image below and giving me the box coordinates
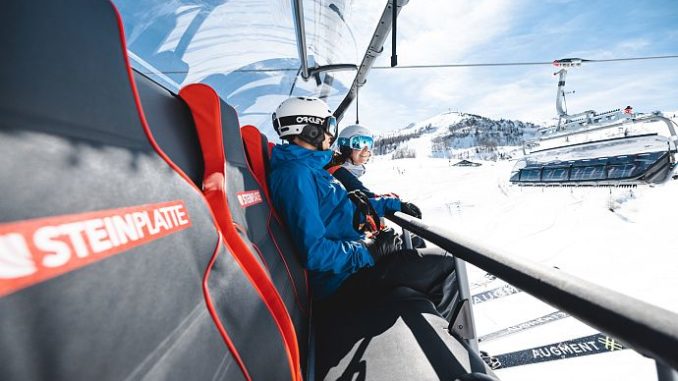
[241,125,272,201]
[1,1,149,149]
[220,104,249,167]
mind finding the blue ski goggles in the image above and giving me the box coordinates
[338,135,374,150]
[325,116,338,138]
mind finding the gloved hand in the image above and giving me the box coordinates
[400,201,422,219]
[363,227,402,262]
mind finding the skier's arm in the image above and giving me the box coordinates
[273,170,374,274]
[332,167,376,197]
[368,196,401,217]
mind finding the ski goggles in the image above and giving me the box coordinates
[273,114,338,138]
[338,134,374,150]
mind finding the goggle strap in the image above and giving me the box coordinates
[274,115,337,137]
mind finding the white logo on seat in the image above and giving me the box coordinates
[236,190,263,208]
[0,201,192,297]
[0,233,36,279]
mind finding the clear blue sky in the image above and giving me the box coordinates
[347,0,678,132]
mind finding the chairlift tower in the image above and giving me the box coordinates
[537,58,677,146]
[552,58,596,131]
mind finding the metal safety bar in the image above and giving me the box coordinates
[538,113,678,145]
[387,212,678,374]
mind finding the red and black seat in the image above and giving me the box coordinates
[0,2,296,380]
[177,85,310,371]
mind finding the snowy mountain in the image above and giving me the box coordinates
[373,111,543,161]
[374,109,678,163]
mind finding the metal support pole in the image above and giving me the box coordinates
[555,69,568,118]
[454,257,479,352]
[390,0,397,67]
[402,227,477,351]
[291,0,310,80]
[402,229,413,249]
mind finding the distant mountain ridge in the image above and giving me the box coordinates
[374,111,543,161]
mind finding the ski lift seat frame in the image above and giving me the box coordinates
[511,149,672,185]
[182,91,496,379]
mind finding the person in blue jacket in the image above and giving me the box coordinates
[268,97,455,318]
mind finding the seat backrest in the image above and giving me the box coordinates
[179,85,310,370]
[241,125,274,205]
[134,71,205,186]
[0,2,294,380]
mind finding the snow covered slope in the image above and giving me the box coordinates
[361,155,677,381]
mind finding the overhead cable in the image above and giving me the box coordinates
[372,54,678,70]
[137,54,678,76]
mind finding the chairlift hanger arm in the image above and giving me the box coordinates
[291,0,310,79]
[292,0,359,82]
[391,0,398,67]
[308,64,357,78]
[334,0,408,121]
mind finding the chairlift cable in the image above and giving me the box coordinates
[372,54,678,70]
[136,55,678,77]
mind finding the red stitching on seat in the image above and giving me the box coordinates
[202,235,253,381]
[241,125,272,203]
[178,84,301,381]
[242,125,311,312]
[266,212,308,315]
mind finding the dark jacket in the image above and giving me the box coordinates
[268,144,401,299]
[330,166,375,197]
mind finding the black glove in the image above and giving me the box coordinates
[400,201,422,219]
[363,228,402,262]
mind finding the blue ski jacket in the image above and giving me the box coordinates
[268,144,401,299]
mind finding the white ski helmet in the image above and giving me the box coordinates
[272,96,337,141]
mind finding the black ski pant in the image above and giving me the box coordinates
[321,247,457,321]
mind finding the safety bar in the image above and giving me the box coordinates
[387,212,678,371]
[539,113,677,144]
